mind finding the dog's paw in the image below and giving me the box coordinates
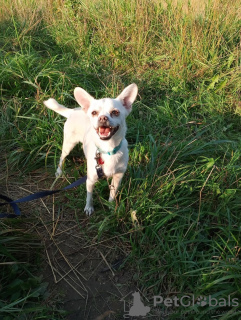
[55,168,62,177]
[84,205,94,216]
[108,197,114,202]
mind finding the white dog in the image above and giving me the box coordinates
[44,84,138,215]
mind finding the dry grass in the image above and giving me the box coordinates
[2,0,240,77]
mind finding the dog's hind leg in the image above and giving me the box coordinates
[56,135,79,177]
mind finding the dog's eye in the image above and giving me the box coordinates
[111,110,119,116]
[91,111,98,116]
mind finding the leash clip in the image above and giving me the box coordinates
[95,152,105,179]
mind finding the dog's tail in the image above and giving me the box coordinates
[44,98,73,118]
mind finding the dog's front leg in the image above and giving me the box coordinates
[84,178,96,215]
[109,172,124,202]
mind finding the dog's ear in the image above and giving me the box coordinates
[116,83,138,114]
[74,87,94,112]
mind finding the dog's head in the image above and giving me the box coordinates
[74,84,138,142]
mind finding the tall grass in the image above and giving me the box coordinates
[1,0,241,318]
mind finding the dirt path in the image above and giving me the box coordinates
[42,227,162,319]
[42,216,136,320]
[1,169,156,320]
[1,162,168,319]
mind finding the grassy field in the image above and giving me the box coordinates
[1,0,241,319]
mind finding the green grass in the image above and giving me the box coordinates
[0,220,66,319]
[1,0,241,319]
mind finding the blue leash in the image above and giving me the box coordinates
[0,175,87,218]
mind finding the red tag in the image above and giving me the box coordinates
[98,157,104,165]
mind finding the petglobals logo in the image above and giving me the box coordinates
[123,292,151,318]
[122,292,239,319]
[153,295,239,308]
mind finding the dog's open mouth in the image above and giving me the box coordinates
[96,126,119,140]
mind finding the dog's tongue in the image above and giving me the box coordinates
[99,126,110,136]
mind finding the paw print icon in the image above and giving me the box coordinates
[196,296,207,307]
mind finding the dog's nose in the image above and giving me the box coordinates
[99,115,108,122]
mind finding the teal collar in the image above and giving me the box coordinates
[96,140,123,156]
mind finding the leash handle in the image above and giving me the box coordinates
[0,194,21,218]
